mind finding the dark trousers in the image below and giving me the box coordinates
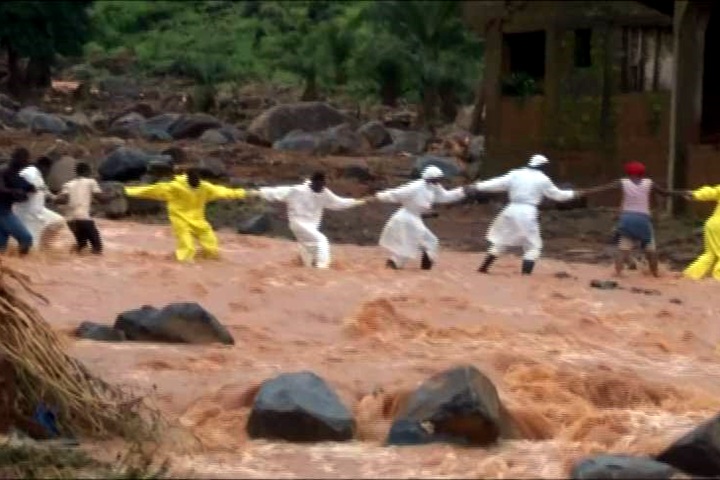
[67,219,102,254]
[0,211,33,254]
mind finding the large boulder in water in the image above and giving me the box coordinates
[113,303,234,345]
[247,371,355,442]
[168,113,223,139]
[247,102,354,146]
[656,412,720,477]
[75,321,126,342]
[98,147,171,182]
[386,365,515,446]
[571,455,680,479]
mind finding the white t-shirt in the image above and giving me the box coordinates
[61,177,102,220]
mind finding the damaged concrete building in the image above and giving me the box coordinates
[463,0,719,212]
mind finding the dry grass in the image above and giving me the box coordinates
[0,260,159,441]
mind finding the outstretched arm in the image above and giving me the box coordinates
[375,181,422,204]
[583,180,620,196]
[258,185,294,203]
[323,189,364,210]
[124,182,172,201]
[204,182,248,201]
[472,173,511,193]
[688,185,720,202]
[433,186,466,204]
[543,180,576,202]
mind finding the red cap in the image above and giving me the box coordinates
[624,161,646,176]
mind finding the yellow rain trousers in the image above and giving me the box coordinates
[684,185,720,280]
[125,175,247,262]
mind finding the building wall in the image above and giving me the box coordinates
[484,92,670,193]
[476,1,674,206]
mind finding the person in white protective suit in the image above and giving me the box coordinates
[373,165,469,270]
[12,156,65,250]
[470,154,582,275]
[259,171,365,269]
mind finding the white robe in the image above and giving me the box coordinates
[260,182,360,268]
[473,167,575,260]
[376,179,465,266]
[13,166,65,247]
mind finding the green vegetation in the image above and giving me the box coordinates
[83,0,483,125]
[0,1,92,93]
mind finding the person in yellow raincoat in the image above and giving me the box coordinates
[124,168,256,262]
[683,184,720,280]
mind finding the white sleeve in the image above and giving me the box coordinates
[473,173,512,193]
[542,179,575,202]
[433,186,465,204]
[259,185,295,202]
[376,181,421,203]
[19,167,47,190]
[323,189,361,210]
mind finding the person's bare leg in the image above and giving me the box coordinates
[614,250,629,277]
[39,223,63,250]
[646,250,659,277]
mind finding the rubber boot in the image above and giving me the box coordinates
[521,260,535,275]
[421,251,433,270]
[478,254,497,273]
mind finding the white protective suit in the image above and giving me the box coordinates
[13,165,65,248]
[473,155,576,261]
[376,166,465,267]
[260,181,362,268]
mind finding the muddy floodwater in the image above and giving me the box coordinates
[12,220,720,478]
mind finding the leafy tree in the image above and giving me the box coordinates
[0,1,92,94]
[362,0,481,125]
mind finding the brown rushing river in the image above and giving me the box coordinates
[12,219,720,478]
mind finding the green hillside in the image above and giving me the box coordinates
[83,0,484,122]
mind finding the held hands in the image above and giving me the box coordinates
[244,189,262,200]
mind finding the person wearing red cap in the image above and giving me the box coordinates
[585,161,676,277]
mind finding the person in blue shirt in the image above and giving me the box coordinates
[0,148,37,255]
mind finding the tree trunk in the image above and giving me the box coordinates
[301,73,318,101]
[469,80,486,134]
[6,45,23,96]
[419,85,439,127]
[380,79,399,107]
[25,56,52,89]
[439,86,459,124]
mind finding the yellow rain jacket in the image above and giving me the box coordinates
[684,185,720,280]
[125,175,247,262]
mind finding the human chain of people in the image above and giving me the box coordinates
[1,147,718,281]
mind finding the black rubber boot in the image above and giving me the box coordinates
[421,251,433,270]
[521,260,535,275]
[478,254,497,273]
[386,259,399,270]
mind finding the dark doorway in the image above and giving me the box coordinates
[701,4,720,141]
[502,31,546,96]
